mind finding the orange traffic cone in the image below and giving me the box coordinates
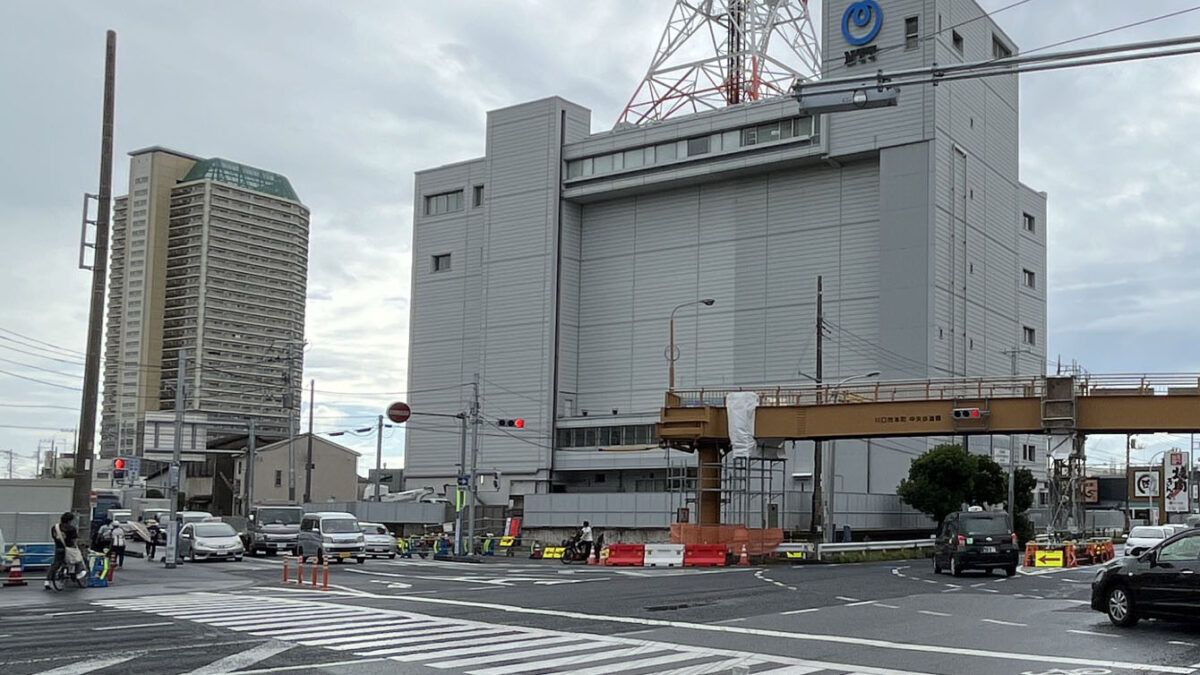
[588,546,599,566]
[737,544,749,567]
[4,549,28,587]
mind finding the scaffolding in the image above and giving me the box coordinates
[667,448,785,528]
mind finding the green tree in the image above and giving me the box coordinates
[896,444,978,524]
[1007,467,1038,544]
[974,455,1008,507]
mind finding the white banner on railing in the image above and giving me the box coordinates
[726,392,758,458]
[1165,450,1190,513]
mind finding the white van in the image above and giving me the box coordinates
[298,512,365,564]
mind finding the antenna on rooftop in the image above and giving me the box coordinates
[616,0,821,128]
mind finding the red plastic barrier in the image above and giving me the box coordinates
[604,544,645,567]
[683,544,727,567]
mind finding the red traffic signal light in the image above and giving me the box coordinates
[114,458,126,469]
[514,419,524,429]
[497,419,526,428]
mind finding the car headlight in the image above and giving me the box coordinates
[356,535,365,544]
[322,535,334,544]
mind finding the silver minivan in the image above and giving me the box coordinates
[298,512,365,564]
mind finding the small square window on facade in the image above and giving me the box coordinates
[993,36,1012,59]
[1023,212,1035,232]
[1023,326,1036,346]
[952,30,964,54]
[424,190,464,216]
[905,17,919,50]
[1023,269,1036,289]
[472,185,484,207]
[432,253,452,273]
[274,470,282,488]
[686,136,711,156]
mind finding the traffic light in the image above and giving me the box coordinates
[497,419,525,428]
[113,458,126,483]
[493,470,502,490]
[951,408,984,419]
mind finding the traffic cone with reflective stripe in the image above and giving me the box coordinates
[737,544,749,567]
[4,550,28,587]
[588,545,598,566]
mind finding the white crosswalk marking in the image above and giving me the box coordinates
[95,593,935,675]
[181,641,293,675]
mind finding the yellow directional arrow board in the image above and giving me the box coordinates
[1034,550,1064,567]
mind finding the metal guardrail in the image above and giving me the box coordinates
[775,539,933,560]
[674,373,1200,408]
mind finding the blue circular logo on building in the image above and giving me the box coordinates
[842,1,883,46]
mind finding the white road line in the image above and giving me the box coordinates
[647,657,770,675]
[326,625,487,651]
[380,636,579,661]
[253,618,427,638]
[290,623,444,646]
[980,619,1027,627]
[559,650,707,675]
[38,610,95,617]
[875,603,900,609]
[978,588,1000,593]
[34,655,139,674]
[1168,641,1196,647]
[92,622,173,631]
[780,608,820,615]
[714,617,746,623]
[233,658,387,674]
[836,596,860,602]
[371,593,1196,674]
[1067,629,1117,638]
[918,610,951,617]
[465,646,664,674]
[922,579,938,584]
[844,601,876,607]
[182,641,294,675]
[347,628,518,655]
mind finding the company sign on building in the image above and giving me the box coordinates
[1164,450,1190,513]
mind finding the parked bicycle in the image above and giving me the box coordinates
[48,560,88,591]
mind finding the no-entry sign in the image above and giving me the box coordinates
[386,401,411,424]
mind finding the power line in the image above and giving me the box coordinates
[0,356,83,380]
[1020,4,1200,57]
[481,377,544,404]
[0,403,78,411]
[0,369,82,391]
[0,327,87,357]
[0,423,77,432]
[313,383,466,397]
[0,342,87,367]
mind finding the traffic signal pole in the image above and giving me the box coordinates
[467,373,480,555]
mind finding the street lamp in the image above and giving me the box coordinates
[825,370,881,543]
[667,298,715,391]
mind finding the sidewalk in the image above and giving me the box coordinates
[0,557,257,610]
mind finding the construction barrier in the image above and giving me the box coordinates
[541,546,565,559]
[3,549,27,587]
[670,524,783,556]
[603,544,645,567]
[644,544,685,568]
[682,544,727,567]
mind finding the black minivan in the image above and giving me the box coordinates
[932,508,1020,577]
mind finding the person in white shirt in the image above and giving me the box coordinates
[580,521,594,560]
[109,522,127,567]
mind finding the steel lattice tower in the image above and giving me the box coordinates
[616,0,822,127]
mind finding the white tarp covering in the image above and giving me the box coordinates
[726,392,758,458]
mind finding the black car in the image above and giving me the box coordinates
[1091,527,1200,627]
[932,509,1019,577]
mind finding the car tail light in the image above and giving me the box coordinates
[1011,533,1018,546]
[957,535,966,550]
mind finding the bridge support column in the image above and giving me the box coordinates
[697,443,722,526]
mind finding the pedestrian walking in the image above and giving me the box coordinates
[145,519,160,562]
[579,520,594,561]
[110,521,126,567]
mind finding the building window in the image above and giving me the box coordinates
[1023,269,1036,289]
[432,253,451,273]
[1022,444,1037,462]
[952,30,963,54]
[274,470,282,488]
[993,35,1013,59]
[905,17,919,50]
[424,190,464,216]
[472,185,484,207]
[1023,326,1036,346]
[686,136,711,156]
[1023,212,1035,233]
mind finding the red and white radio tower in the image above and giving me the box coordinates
[616,0,822,128]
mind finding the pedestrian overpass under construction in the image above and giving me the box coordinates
[658,374,1200,531]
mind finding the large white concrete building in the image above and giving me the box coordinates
[407,0,1048,532]
[100,147,309,460]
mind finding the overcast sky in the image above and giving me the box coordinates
[1,0,1198,478]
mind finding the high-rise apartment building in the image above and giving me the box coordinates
[100,147,309,459]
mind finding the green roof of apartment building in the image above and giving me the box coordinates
[181,157,300,202]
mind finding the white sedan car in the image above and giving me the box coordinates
[1124,526,1168,557]
[360,522,397,559]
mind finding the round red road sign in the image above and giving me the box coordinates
[386,401,411,424]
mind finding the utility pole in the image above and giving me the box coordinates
[304,379,314,503]
[373,414,384,502]
[165,347,187,569]
[72,30,116,548]
[1001,345,1032,520]
[811,276,825,538]
[3,450,13,479]
[1125,434,1133,522]
[467,373,481,555]
[456,412,467,555]
[245,418,256,516]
